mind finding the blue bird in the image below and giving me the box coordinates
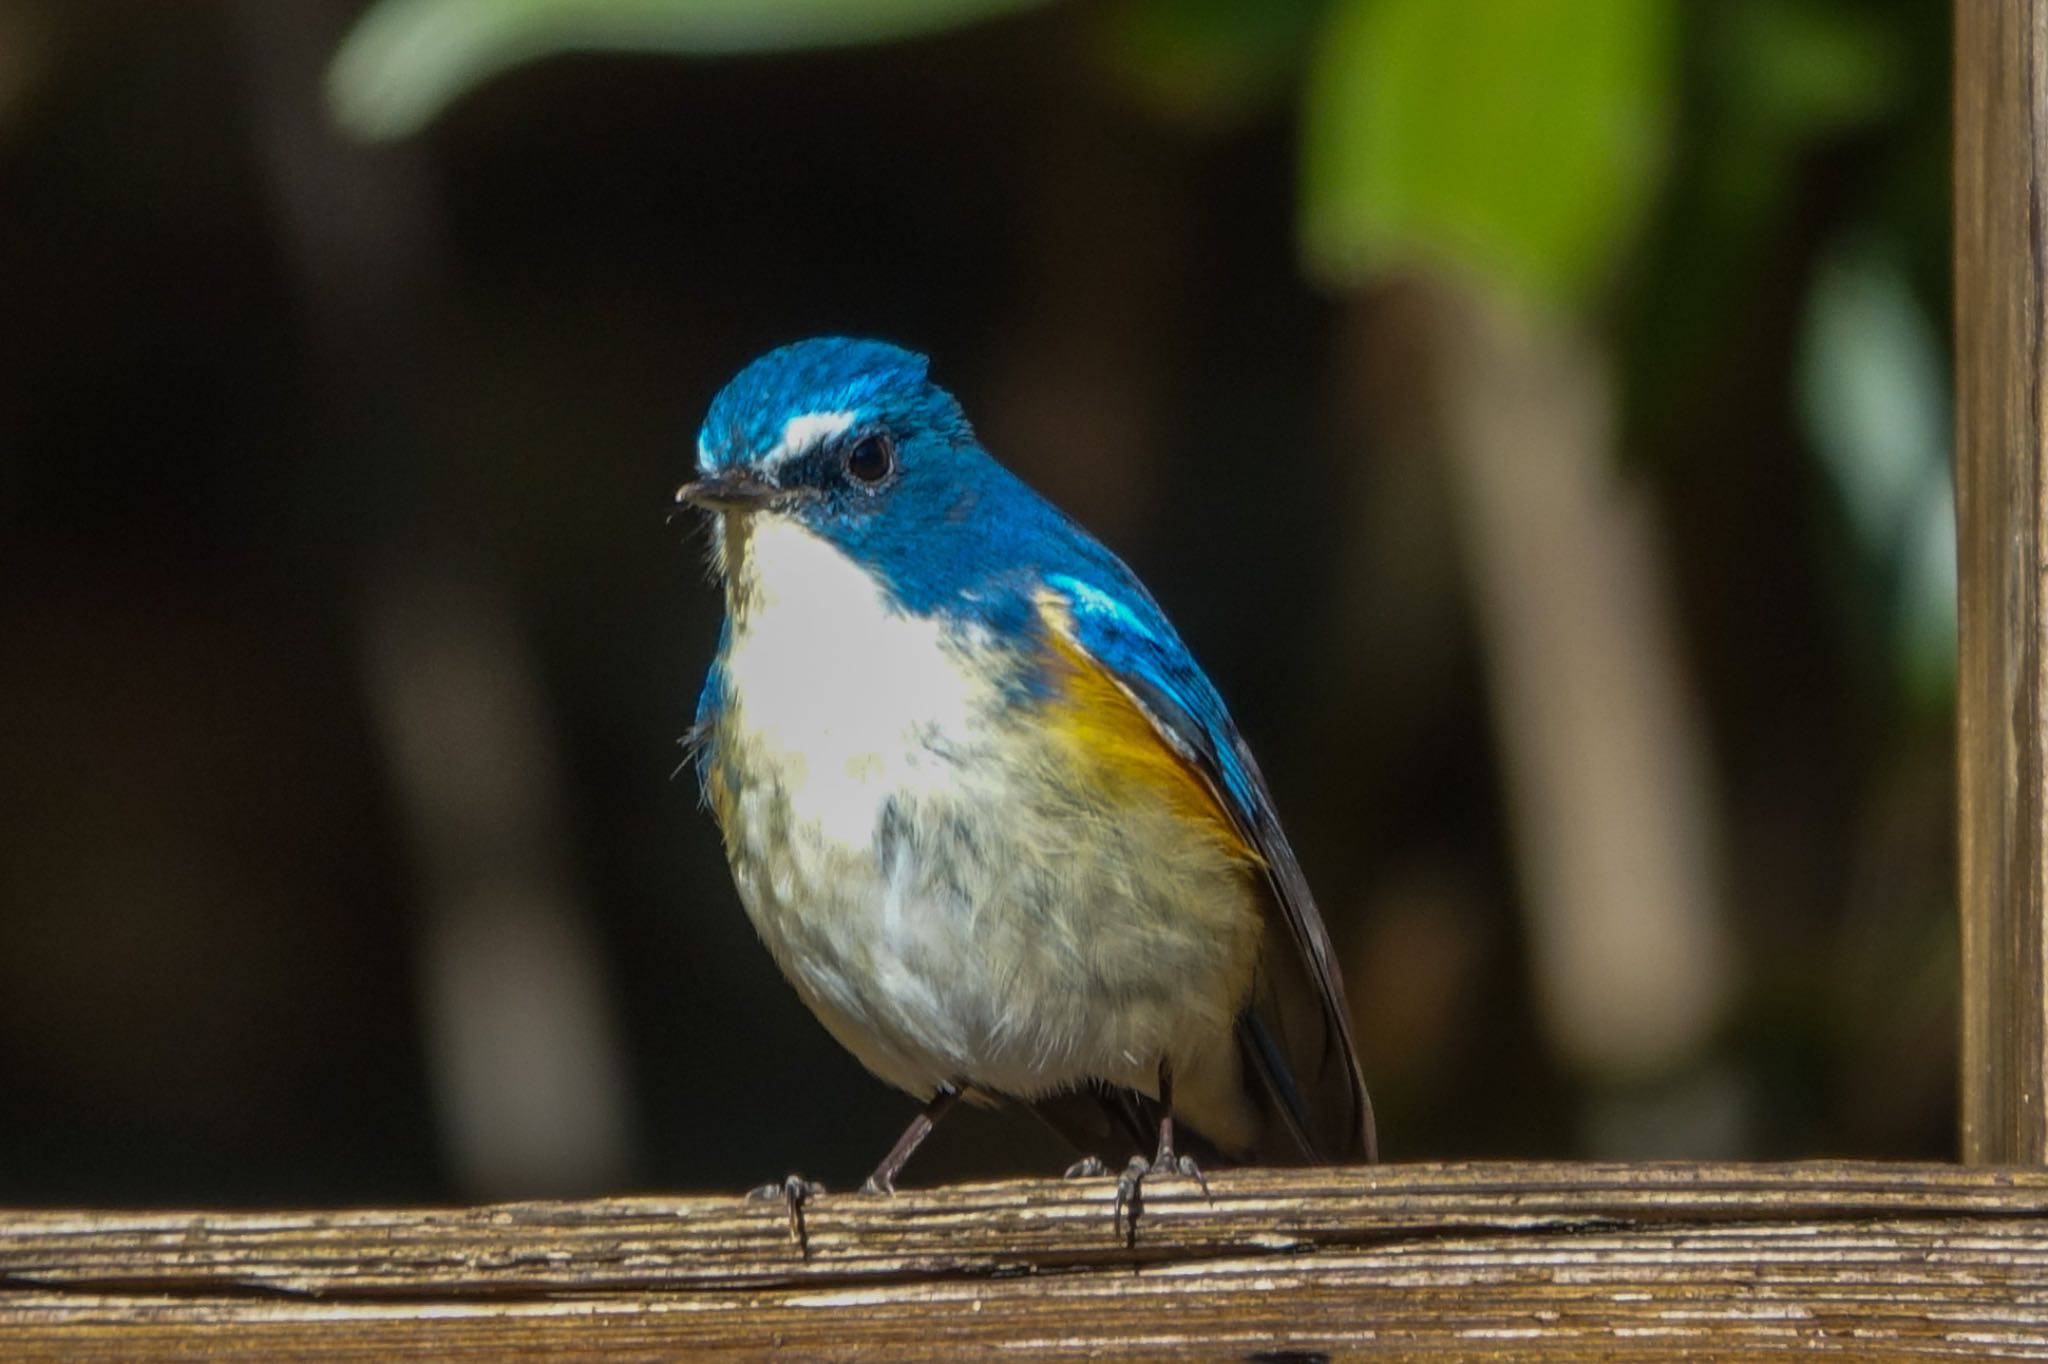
[679,338,1374,1204]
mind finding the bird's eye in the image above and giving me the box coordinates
[844,433,896,487]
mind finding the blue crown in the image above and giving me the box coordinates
[698,337,961,471]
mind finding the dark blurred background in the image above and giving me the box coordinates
[0,0,1954,1205]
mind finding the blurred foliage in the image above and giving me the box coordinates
[1626,0,1923,424]
[1798,239,1955,704]
[1300,0,1674,310]
[1090,0,1324,125]
[1725,0,1908,136]
[329,0,1049,139]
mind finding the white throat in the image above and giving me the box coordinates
[716,513,987,849]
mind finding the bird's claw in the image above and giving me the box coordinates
[1062,1155,1111,1179]
[1112,1152,1207,1247]
[1169,1152,1211,1200]
[747,1174,827,1257]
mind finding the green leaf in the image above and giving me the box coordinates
[1094,0,1325,125]
[1729,0,1907,137]
[328,0,1050,142]
[1301,0,1676,310]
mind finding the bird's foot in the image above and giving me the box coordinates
[746,1174,826,1256]
[1062,1155,1111,1179]
[1112,1151,1208,1247]
[857,1172,896,1195]
[746,1172,827,1203]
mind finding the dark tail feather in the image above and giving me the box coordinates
[1235,918,1378,1165]
[1238,1012,1376,1165]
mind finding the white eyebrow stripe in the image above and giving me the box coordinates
[762,410,856,473]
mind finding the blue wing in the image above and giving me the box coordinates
[1040,571,1376,1165]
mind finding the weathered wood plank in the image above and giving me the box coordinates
[2,1163,2046,1359]
[1957,0,2048,1165]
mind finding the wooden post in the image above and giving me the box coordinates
[1956,0,2048,1165]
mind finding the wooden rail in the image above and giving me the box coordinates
[3,1162,2047,1360]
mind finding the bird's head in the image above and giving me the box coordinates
[681,337,975,518]
[679,337,1044,615]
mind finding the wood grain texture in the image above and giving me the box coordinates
[3,1162,2048,1359]
[1957,0,2048,1166]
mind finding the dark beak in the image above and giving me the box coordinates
[675,472,781,513]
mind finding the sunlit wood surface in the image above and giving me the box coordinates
[3,1162,2046,1359]
[1956,0,2048,1167]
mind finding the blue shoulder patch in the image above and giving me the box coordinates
[1040,571,1264,828]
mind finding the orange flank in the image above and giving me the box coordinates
[1034,592,1263,869]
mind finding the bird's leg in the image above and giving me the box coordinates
[1146,1071,1208,1186]
[1113,1060,1209,1246]
[860,1082,961,1194]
